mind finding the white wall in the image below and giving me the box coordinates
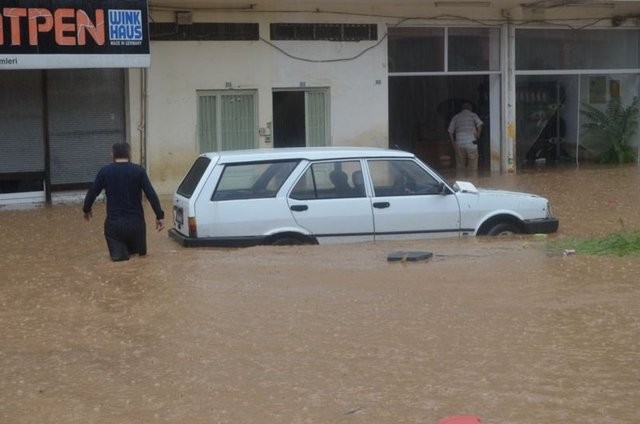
[141,13,389,194]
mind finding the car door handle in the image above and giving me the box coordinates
[290,205,308,212]
[373,202,390,209]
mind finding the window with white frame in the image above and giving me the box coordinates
[388,27,500,73]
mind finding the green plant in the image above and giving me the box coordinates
[551,230,640,256]
[581,96,640,163]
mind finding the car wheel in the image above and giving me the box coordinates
[270,237,305,246]
[486,222,519,236]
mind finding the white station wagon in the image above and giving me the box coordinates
[169,147,558,247]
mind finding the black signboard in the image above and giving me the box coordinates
[1,0,149,68]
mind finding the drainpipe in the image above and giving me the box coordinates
[43,70,52,204]
[576,77,581,168]
[139,67,148,168]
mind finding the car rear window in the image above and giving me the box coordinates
[212,160,300,201]
[176,156,212,198]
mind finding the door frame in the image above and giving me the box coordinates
[272,87,331,147]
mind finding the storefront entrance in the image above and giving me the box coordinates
[387,26,502,174]
[389,75,492,172]
[0,69,126,203]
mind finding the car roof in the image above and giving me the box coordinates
[200,147,415,163]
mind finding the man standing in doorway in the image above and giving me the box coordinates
[83,142,165,262]
[448,102,483,172]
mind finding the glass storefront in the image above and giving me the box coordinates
[388,27,500,73]
[448,27,500,72]
[388,26,501,172]
[515,75,577,166]
[388,27,444,72]
[579,73,640,162]
[517,29,640,70]
[516,29,640,167]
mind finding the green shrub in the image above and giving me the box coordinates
[581,96,640,164]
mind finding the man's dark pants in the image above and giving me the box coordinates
[104,218,146,261]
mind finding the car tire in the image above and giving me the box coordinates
[486,222,519,236]
[270,237,305,246]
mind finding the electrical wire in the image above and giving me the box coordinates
[148,5,638,29]
[147,6,639,63]
[259,33,388,63]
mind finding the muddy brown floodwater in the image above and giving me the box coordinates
[1,165,640,423]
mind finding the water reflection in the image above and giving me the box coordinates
[1,165,639,423]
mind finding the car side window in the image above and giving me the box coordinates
[367,159,442,197]
[290,160,364,200]
[211,160,299,201]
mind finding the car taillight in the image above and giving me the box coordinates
[188,217,197,238]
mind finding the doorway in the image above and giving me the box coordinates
[389,75,495,173]
[272,89,330,148]
[273,91,305,148]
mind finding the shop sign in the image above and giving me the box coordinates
[0,0,149,69]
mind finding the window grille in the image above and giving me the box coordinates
[270,23,377,41]
[150,23,259,41]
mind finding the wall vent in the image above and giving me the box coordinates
[150,23,259,41]
[270,23,377,41]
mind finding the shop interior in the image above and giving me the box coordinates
[516,75,577,167]
[516,73,640,168]
[388,75,491,173]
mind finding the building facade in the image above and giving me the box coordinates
[2,0,640,203]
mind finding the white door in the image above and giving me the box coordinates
[287,160,374,243]
[305,90,329,147]
[366,159,461,240]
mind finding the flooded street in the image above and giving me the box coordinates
[1,165,639,423]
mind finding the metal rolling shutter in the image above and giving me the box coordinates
[47,69,125,186]
[0,71,45,174]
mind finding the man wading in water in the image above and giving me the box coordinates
[83,142,165,261]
